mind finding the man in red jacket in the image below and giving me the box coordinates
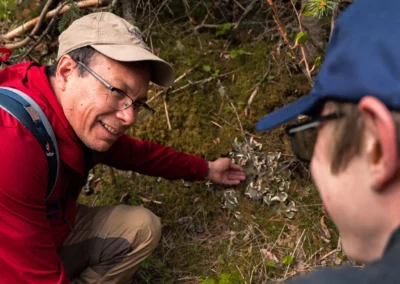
[0,12,246,283]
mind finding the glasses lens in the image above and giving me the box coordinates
[107,90,132,110]
[291,127,318,161]
[136,107,153,122]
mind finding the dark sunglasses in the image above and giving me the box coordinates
[286,112,344,162]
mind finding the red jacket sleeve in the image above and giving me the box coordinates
[101,135,208,181]
[0,116,69,283]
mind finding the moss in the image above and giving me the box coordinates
[77,19,332,284]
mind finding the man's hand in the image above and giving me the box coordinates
[207,158,246,185]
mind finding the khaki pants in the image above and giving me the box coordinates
[59,204,161,284]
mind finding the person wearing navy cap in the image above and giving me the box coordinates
[257,0,400,283]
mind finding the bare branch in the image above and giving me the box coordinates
[12,2,69,60]
[163,91,172,131]
[266,0,313,87]
[289,0,312,81]
[32,0,55,36]
[3,0,55,50]
[1,0,108,42]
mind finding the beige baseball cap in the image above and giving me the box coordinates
[57,12,175,87]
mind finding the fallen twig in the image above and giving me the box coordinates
[219,81,247,143]
[210,121,223,128]
[283,229,306,279]
[289,0,312,80]
[4,0,55,49]
[163,91,172,131]
[210,114,262,138]
[1,0,108,42]
[266,0,313,87]
[147,70,234,104]
[320,248,339,261]
[193,23,219,31]
[233,0,256,29]
[329,2,339,41]
[244,61,271,117]
[147,64,199,104]
[11,2,68,59]
[245,87,259,117]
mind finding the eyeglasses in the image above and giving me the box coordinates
[76,61,155,122]
[286,112,344,162]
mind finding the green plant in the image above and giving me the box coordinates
[282,255,294,265]
[229,49,245,59]
[58,0,82,32]
[302,0,338,19]
[0,0,16,21]
[295,31,308,46]
[216,23,233,37]
[201,272,245,284]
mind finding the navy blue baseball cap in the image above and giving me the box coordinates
[256,0,400,131]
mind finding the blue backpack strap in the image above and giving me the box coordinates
[0,87,59,201]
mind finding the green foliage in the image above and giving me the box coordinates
[201,279,217,284]
[282,255,294,265]
[314,56,323,68]
[201,272,245,284]
[337,251,345,260]
[302,0,338,19]
[203,65,220,77]
[216,23,234,37]
[58,0,82,33]
[212,69,220,77]
[266,259,276,267]
[0,0,16,21]
[229,49,245,59]
[295,31,308,46]
[203,65,212,72]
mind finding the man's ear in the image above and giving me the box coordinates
[359,96,398,191]
[55,55,76,92]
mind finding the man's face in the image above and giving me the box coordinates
[310,103,391,261]
[57,54,151,152]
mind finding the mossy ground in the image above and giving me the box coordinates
[78,26,344,283]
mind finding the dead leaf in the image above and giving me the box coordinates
[320,216,331,239]
[260,249,279,262]
[334,256,342,265]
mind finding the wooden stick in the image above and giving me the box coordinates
[1,0,108,42]
[32,0,55,36]
[266,0,313,87]
[5,0,59,50]
[12,2,66,59]
[147,70,234,104]
[244,61,271,116]
[244,86,259,117]
[163,92,172,130]
[283,229,306,279]
[289,0,312,82]
[147,64,199,104]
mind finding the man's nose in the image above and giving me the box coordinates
[115,105,136,126]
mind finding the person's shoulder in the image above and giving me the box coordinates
[284,256,400,284]
[283,265,364,284]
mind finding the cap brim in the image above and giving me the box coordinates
[255,93,322,131]
[91,44,175,87]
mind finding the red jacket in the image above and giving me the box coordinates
[0,62,208,283]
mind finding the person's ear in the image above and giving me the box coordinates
[359,96,398,191]
[55,55,76,92]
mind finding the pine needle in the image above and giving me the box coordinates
[58,0,82,33]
